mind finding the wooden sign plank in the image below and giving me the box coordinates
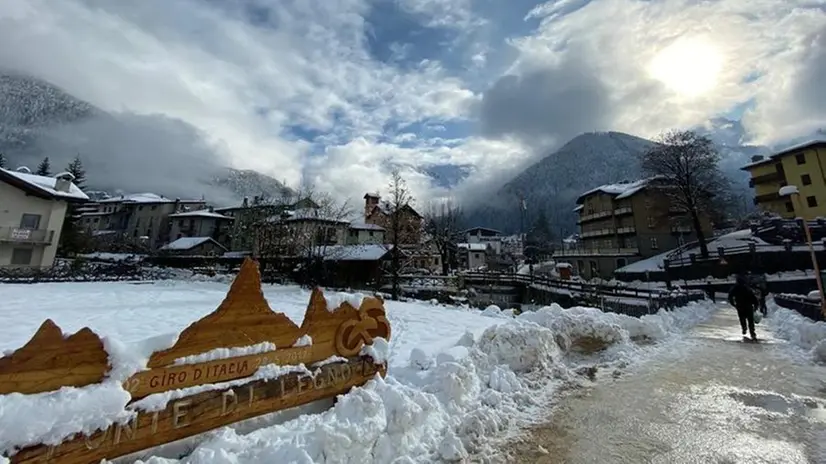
[147,260,304,368]
[124,346,314,398]
[11,357,383,464]
[0,320,108,395]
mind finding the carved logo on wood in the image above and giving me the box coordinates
[0,258,390,464]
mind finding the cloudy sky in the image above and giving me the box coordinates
[1,0,825,205]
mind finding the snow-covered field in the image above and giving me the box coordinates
[0,280,719,463]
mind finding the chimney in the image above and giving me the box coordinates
[242,196,249,208]
[174,198,181,212]
[751,155,764,163]
[208,206,215,213]
[253,195,260,205]
[53,172,75,193]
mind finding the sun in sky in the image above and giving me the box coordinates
[648,37,724,98]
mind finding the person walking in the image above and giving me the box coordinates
[754,272,768,316]
[728,274,759,341]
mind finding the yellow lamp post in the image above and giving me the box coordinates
[780,185,826,317]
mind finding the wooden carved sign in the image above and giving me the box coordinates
[0,258,391,464]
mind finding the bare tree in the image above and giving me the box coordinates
[425,199,463,275]
[640,130,729,258]
[252,185,351,286]
[384,170,418,300]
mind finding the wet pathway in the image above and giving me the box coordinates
[506,306,826,464]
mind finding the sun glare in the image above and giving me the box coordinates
[648,37,723,98]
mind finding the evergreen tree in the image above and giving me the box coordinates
[67,155,86,190]
[0,153,6,169]
[58,155,90,257]
[36,157,51,176]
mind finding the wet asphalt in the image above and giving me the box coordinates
[505,306,826,464]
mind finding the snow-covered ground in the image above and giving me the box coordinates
[766,299,826,364]
[0,280,719,463]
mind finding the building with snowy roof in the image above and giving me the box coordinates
[741,140,826,220]
[160,236,227,256]
[557,177,711,279]
[168,208,234,249]
[0,167,88,268]
[80,193,207,249]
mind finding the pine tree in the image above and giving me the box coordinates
[58,155,90,257]
[36,157,51,176]
[0,153,6,169]
[66,155,86,190]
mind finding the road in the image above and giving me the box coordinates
[506,306,826,464]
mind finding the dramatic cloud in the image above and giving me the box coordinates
[0,0,824,207]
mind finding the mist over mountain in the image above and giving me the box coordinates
[0,72,288,205]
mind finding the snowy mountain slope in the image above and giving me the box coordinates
[0,72,289,205]
[465,132,654,236]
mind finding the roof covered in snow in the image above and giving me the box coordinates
[741,139,826,170]
[458,243,489,251]
[161,237,226,251]
[349,222,385,231]
[0,168,89,202]
[576,176,665,204]
[99,193,204,204]
[316,244,395,261]
[169,210,234,220]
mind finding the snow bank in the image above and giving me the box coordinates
[324,292,366,311]
[130,300,715,464]
[766,301,826,363]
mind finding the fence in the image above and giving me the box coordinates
[773,294,825,321]
[0,260,146,283]
[461,271,707,314]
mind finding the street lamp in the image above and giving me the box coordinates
[779,185,826,317]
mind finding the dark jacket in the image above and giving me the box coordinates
[728,282,758,311]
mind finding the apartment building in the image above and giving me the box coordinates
[557,177,711,279]
[215,196,317,252]
[0,168,88,268]
[81,193,206,249]
[168,209,234,247]
[741,140,826,219]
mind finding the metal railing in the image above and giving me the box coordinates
[461,271,706,306]
[554,247,640,257]
[0,227,54,245]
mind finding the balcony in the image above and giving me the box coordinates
[753,192,781,205]
[577,210,613,224]
[0,227,55,245]
[616,226,636,235]
[613,206,633,216]
[748,171,783,187]
[580,228,615,238]
[555,247,640,257]
[671,225,693,234]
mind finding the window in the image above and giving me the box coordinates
[151,205,157,211]
[786,201,794,213]
[650,237,659,250]
[473,253,481,260]
[139,206,144,211]
[807,196,818,208]
[616,258,627,268]
[19,214,41,230]
[369,231,374,237]
[796,153,806,165]
[11,248,33,265]
[802,174,812,186]
[647,216,655,228]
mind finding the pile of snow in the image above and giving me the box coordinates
[766,300,826,363]
[133,301,714,463]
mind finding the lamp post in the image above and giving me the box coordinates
[780,185,826,317]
